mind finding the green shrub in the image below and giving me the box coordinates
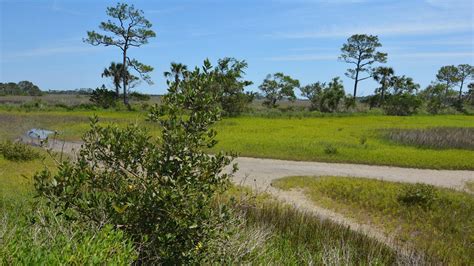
[89,87,117,108]
[383,93,422,116]
[0,141,40,161]
[323,143,338,155]
[34,60,235,263]
[397,183,437,209]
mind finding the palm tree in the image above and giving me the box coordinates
[101,62,123,98]
[373,66,394,106]
[164,62,188,85]
[102,62,138,100]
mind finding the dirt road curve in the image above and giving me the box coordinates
[37,139,473,249]
[42,140,474,191]
[232,157,474,191]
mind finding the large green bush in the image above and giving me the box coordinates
[34,60,235,263]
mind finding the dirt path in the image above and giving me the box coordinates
[38,139,473,252]
[41,139,473,191]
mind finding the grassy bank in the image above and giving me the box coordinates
[272,176,474,264]
[1,110,473,169]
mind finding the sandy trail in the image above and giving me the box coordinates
[42,139,474,190]
[38,139,473,250]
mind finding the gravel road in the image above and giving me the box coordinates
[41,139,474,191]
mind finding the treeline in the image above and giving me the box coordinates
[255,34,473,116]
[89,20,473,116]
[0,81,42,96]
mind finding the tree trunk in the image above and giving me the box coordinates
[122,49,128,105]
[115,85,120,99]
[353,71,359,100]
[379,77,386,107]
[459,80,464,101]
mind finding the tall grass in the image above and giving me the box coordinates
[273,176,474,264]
[386,127,474,150]
[206,186,423,264]
[0,199,138,264]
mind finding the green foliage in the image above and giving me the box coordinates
[301,77,345,112]
[456,64,474,100]
[383,93,422,116]
[383,75,421,115]
[372,66,395,106]
[0,81,42,96]
[273,176,474,264]
[34,60,235,263]
[213,58,254,116]
[339,34,387,98]
[164,58,254,116]
[397,183,437,209]
[89,87,117,108]
[436,65,459,91]
[129,91,150,101]
[323,143,338,155]
[102,62,139,97]
[0,197,137,265]
[259,73,300,108]
[0,140,40,161]
[421,83,446,114]
[84,2,156,104]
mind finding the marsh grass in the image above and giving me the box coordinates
[385,127,474,150]
[208,186,419,264]
[1,110,473,169]
[0,199,138,264]
[273,176,474,264]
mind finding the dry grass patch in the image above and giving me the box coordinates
[385,127,474,150]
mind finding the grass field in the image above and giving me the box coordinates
[272,176,474,264]
[1,109,472,169]
[0,149,410,264]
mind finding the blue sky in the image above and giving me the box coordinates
[1,0,473,96]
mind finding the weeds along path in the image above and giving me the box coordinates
[39,139,474,191]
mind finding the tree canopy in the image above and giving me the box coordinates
[84,2,156,105]
[340,34,387,100]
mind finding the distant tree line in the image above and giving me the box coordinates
[0,81,42,96]
[48,88,94,95]
[256,34,474,116]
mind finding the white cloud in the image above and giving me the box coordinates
[267,21,473,39]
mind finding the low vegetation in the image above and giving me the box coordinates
[0,140,40,161]
[385,127,474,150]
[0,153,420,264]
[1,110,473,169]
[272,176,474,264]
